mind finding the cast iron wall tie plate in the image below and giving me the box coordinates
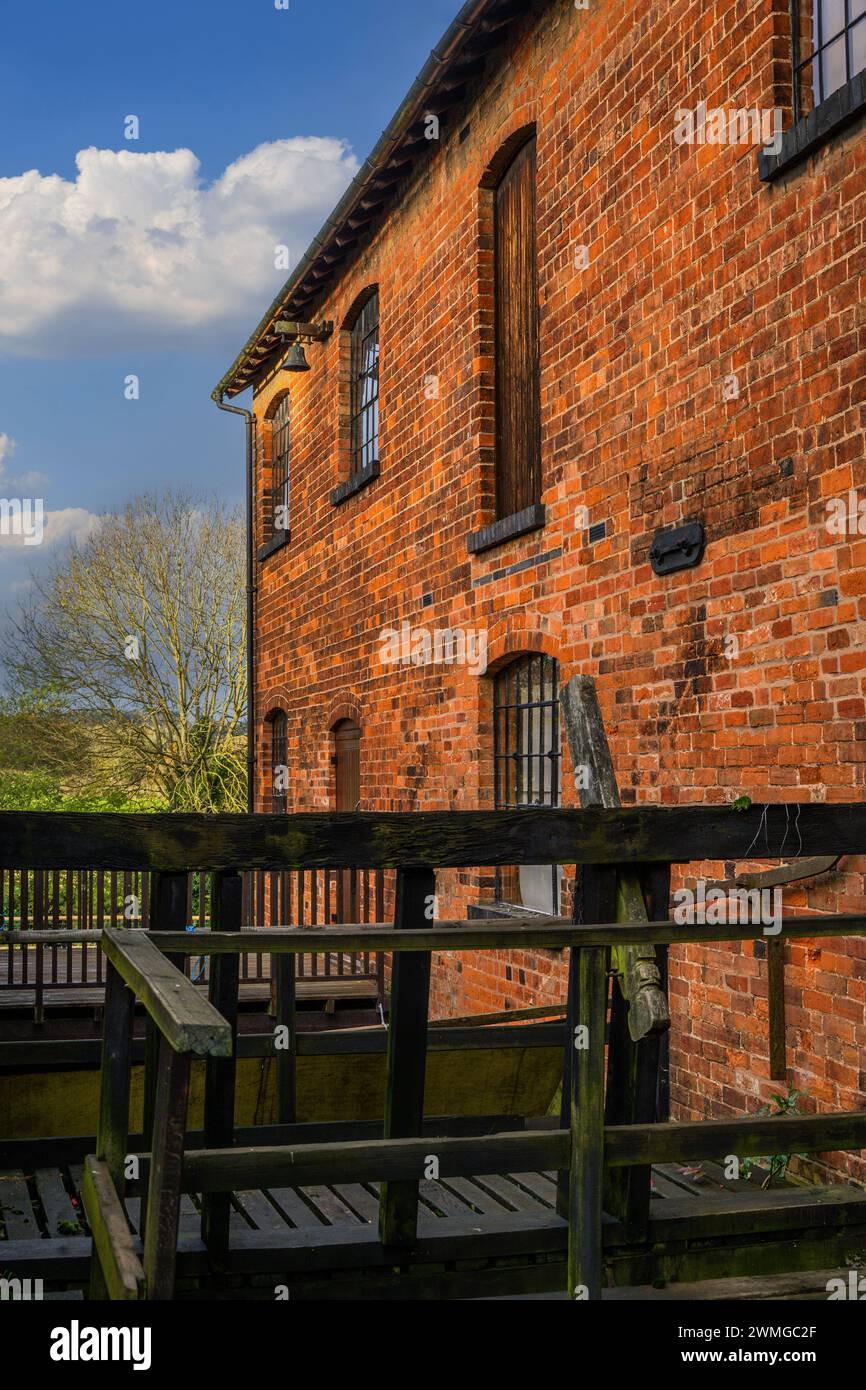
[650,521,706,576]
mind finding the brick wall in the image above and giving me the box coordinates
[248,0,866,1176]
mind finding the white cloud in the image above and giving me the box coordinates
[0,138,359,355]
[0,507,102,554]
[0,434,16,471]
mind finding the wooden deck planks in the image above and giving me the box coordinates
[0,1170,37,1240]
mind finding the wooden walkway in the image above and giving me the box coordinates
[3,1156,859,1300]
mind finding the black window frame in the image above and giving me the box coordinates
[270,393,291,539]
[493,653,561,911]
[349,291,380,479]
[793,0,866,120]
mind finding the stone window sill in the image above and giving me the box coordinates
[759,70,866,181]
[331,460,380,506]
[467,502,546,555]
[257,530,290,562]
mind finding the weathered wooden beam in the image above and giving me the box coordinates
[379,867,435,1248]
[274,954,297,1125]
[142,872,188,1175]
[81,1155,146,1301]
[560,675,669,1041]
[95,961,135,1190]
[2,805,865,870]
[142,1036,190,1301]
[101,930,231,1058]
[605,1111,866,1166]
[568,943,608,1301]
[201,871,242,1262]
[181,1129,568,1193]
[140,912,866,955]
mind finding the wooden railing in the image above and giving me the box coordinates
[1,803,865,1299]
[0,865,388,1016]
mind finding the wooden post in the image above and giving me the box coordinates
[274,955,297,1123]
[142,1034,190,1301]
[90,958,136,1300]
[378,866,435,1249]
[568,941,608,1301]
[201,871,242,1262]
[96,960,136,1187]
[141,871,187,1245]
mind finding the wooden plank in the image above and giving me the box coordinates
[202,870,242,1261]
[234,1190,288,1233]
[35,1168,82,1237]
[568,943,608,1302]
[605,1112,866,1167]
[81,1156,145,1300]
[138,911,866,955]
[379,867,435,1248]
[0,1171,37,1240]
[96,961,136,1189]
[2,805,865,871]
[433,1176,508,1216]
[332,1183,379,1223]
[102,930,231,1057]
[300,1186,363,1226]
[268,1187,326,1230]
[141,1037,190,1300]
[508,1171,557,1208]
[181,1130,568,1194]
[473,1173,549,1214]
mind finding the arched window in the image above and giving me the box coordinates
[493,654,561,912]
[270,394,291,537]
[494,136,540,520]
[270,710,288,813]
[349,291,380,478]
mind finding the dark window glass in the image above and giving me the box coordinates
[793,0,866,118]
[493,654,560,912]
[271,395,290,536]
[270,711,287,813]
[350,293,379,476]
[494,137,540,519]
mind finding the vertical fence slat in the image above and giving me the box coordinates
[378,866,435,1248]
[202,870,242,1264]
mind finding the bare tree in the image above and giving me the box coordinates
[7,490,247,811]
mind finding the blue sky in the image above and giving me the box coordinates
[0,0,457,619]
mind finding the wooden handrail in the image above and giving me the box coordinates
[0,802,862,869]
[101,930,231,1057]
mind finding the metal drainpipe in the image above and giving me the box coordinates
[214,393,256,815]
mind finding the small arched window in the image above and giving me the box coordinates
[270,710,288,813]
[349,291,379,478]
[493,653,561,912]
[270,394,291,537]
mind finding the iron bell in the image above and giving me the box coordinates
[283,341,311,373]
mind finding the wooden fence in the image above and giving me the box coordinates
[1,803,864,1299]
[0,866,388,1014]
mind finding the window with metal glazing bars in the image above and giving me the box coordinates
[493,654,560,909]
[350,292,379,476]
[271,711,287,813]
[792,0,866,120]
[271,394,290,536]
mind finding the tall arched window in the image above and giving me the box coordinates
[349,291,380,478]
[494,136,540,519]
[270,394,291,537]
[270,710,288,813]
[493,653,561,912]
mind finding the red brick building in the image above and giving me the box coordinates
[215,0,866,1172]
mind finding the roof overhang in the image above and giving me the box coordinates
[212,0,540,401]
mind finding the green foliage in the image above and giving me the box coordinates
[730,795,753,813]
[742,1088,808,1188]
[0,768,164,813]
